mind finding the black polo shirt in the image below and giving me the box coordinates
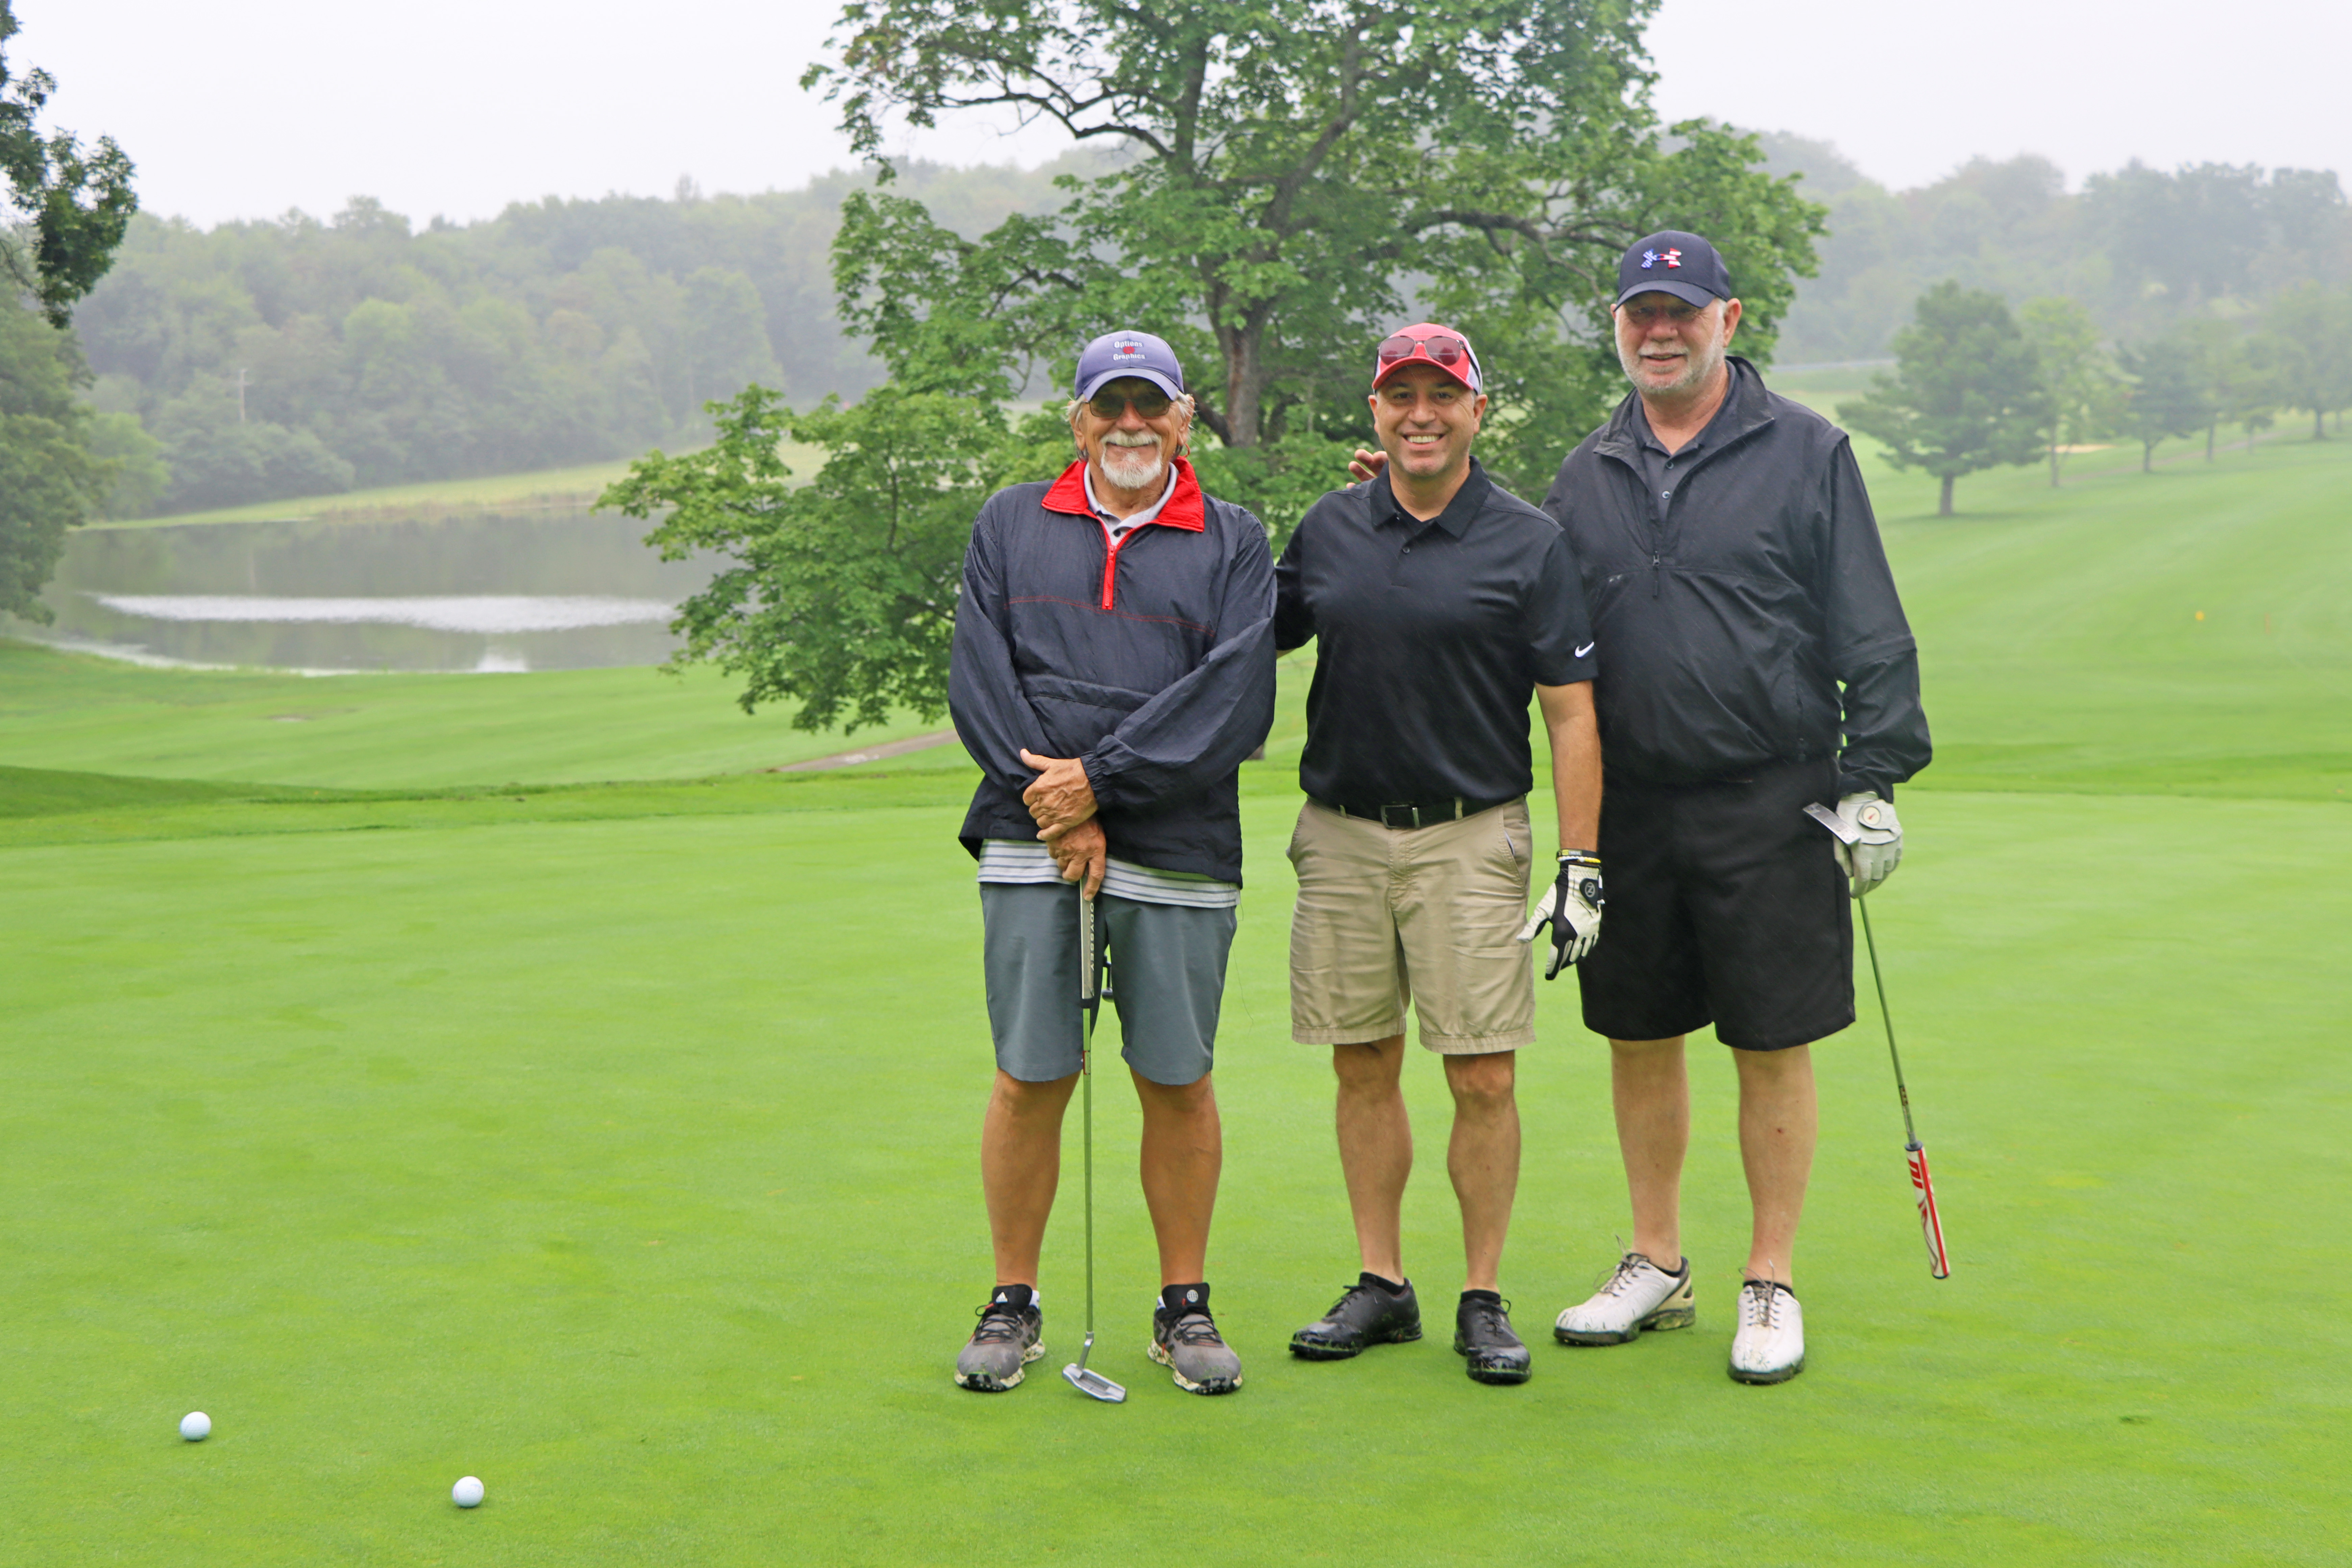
[1274,459,1597,808]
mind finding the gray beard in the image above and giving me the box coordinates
[1099,444,1165,491]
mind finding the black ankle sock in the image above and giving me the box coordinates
[1460,1288,1503,1306]
[1160,1281,1209,1315]
[1358,1270,1407,1295]
[989,1283,1035,1312]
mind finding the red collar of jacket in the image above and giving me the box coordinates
[1040,456,1206,532]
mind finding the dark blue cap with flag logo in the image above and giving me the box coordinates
[1615,231,1733,309]
[1074,329,1185,403]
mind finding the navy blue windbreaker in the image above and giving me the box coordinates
[949,457,1277,884]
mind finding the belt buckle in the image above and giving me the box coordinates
[1379,803,1421,830]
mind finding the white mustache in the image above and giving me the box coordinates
[1103,432,1159,447]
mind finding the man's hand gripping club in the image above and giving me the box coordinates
[1021,747,1106,899]
[1517,852,1604,979]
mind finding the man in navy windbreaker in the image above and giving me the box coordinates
[945,329,1275,1397]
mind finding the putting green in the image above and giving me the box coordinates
[2,789,2344,1564]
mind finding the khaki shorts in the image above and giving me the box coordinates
[1286,798,1536,1054]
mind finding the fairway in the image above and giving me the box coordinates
[3,429,2347,1564]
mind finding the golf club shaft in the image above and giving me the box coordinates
[1082,1023,1095,1343]
[1856,896,1920,1149]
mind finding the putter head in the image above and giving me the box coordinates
[1061,1330,1126,1402]
[1062,1363,1127,1402]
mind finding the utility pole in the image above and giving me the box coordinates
[235,367,249,424]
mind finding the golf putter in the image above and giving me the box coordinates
[1804,802,1952,1279]
[1062,888,1128,1402]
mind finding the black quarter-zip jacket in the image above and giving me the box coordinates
[1540,358,1931,797]
[948,457,1277,884]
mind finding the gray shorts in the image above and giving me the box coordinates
[980,883,1236,1086]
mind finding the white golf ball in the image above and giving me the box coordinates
[180,1412,211,1442]
[452,1476,485,1509]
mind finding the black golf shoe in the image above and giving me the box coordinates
[1289,1273,1423,1360]
[1149,1283,1243,1395]
[954,1285,1044,1392]
[1454,1292,1532,1385]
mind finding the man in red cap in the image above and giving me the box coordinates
[1275,323,1603,1386]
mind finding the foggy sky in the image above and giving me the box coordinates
[19,0,2345,229]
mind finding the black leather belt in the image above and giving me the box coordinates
[1313,795,1516,829]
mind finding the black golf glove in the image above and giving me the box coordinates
[1516,851,1604,980]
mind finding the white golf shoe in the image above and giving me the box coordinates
[1553,1252,1695,1345]
[1728,1279,1805,1384]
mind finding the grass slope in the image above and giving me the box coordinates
[2,790,2345,1565]
[0,646,958,790]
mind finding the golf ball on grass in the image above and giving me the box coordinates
[452,1476,484,1509]
[179,1412,210,1442]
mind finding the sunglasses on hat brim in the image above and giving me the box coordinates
[1374,332,1481,387]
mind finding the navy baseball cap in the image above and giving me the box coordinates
[1615,231,1733,309]
[1073,329,1185,403]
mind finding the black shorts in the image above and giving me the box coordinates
[1577,760,1853,1052]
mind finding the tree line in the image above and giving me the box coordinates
[1836,277,2352,515]
[43,105,2341,529]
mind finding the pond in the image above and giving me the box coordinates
[35,511,720,672]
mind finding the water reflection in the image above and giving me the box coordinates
[37,511,718,672]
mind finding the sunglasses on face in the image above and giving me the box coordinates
[1376,332,1478,377]
[1086,388,1174,420]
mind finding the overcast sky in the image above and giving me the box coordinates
[17,0,2345,228]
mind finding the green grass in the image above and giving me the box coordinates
[3,790,2345,1564]
[2,418,2348,1563]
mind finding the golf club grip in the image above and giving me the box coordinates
[1078,891,1097,1004]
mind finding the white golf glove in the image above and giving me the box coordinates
[1832,793,1902,897]
[1518,852,1604,979]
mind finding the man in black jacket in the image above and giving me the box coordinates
[945,329,1276,1397]
[1541,232,1931,1385]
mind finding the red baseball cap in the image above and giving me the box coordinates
[1372,323,1484,394]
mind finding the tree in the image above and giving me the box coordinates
[2180,317,2251,461]
[0,302,108,619]
[1838,281,2047,515]
[2115,334,2210,472]
[2019,296,2123,486]
[2257,281,2352,441]
[807,0,1823,518]
[0,0,136,326]
[599,385,1054,729]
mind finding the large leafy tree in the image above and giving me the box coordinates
[600,386,1062,730]
[1839,281,2047,516]
[0,0,136,326]
[807,0,1822,513]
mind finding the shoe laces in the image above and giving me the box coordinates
[971,1302,1029,1343]
[1322,1282,1381,1321]
[1461,1296,1514,1336]
[1739,1280,1786,1333]
[1598,1253,1652,1300]
[1163,1308,1224,1347]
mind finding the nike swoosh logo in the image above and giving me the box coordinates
[1574,642,1595,658]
